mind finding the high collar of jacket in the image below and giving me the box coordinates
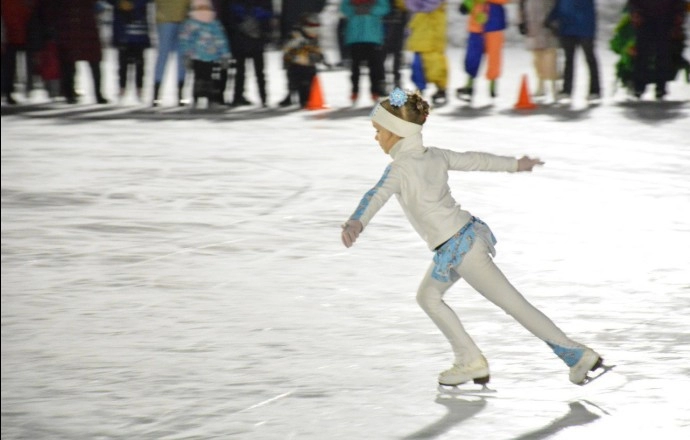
[390,133,424,160]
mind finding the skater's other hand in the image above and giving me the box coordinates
[341,220,363,248]
[517,156,544,172]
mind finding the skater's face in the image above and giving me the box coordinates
[373,122,401,155]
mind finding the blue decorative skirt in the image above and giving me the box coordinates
[431,217,497,282]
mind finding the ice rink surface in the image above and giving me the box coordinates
[2,46,690,439]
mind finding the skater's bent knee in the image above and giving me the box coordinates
[416,289,443,312]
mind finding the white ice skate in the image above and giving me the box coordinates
[437,356,494,394]
[570,348,614,385]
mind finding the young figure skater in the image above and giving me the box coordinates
[341,88,606,387]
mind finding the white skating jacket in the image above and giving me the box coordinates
[349,133,518,250]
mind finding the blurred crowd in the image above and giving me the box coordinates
[1,0,688,109]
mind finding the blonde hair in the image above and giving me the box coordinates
[379,90,430,126]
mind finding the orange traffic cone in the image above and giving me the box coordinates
[305,75,328,110]
[514,74,538,110]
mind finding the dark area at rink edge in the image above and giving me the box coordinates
[1,99,688,122]
[0,102,305,122]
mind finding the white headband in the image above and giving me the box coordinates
[370,102,423,137]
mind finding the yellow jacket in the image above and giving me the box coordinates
[405,3,447,53]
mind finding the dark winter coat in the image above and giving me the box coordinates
[223,0,273,56]
[46,0,103,63]
[279,0,326,43]
[628,0,685,39]
[547,0,597,39]
[1,0,36,46]
[107,0,152,48]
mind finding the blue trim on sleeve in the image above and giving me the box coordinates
[351,165,392,221]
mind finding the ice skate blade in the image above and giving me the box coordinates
[438,384,496,396]
[580,363,616,386]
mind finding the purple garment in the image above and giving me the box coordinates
[405,0,444,13]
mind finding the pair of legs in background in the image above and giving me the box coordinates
[232,51,267,107]
[190,60,225,107]
[531,47,559,100]
[347,42,387,102]
[417,237,599,385]
[153,22,186,106]
[458,30,504,100]
[117,46,146,100]
[59,57,107,104]
[559,36,601,99]
[281,64,316,108]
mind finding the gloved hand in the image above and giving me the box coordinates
[341,220,363,248]
[544,18,559,33]
[459,0,473,15]
[518,22,527,35]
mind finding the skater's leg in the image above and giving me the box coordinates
[417,263,484,363]
[456,238,587,366]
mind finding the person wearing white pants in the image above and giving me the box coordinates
[341,87,604,386]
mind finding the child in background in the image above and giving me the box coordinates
[179,0,231,108]
[404,0,448,105]
[107,0,152,102]
[341,87,607,387]
[279,13,330,108]
[518,0,559,102]
[457,0,509,102]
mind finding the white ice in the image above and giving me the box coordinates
[2,40,690,440]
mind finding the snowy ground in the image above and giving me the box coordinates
[2,46,690,440]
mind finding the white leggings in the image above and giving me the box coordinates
[417,238,583,364]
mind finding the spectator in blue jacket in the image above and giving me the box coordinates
[546,0,601,103]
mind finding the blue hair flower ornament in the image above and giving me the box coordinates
[388,88,408,107]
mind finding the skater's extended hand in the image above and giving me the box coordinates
[341,220,363,248]
[517,155,544,172]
